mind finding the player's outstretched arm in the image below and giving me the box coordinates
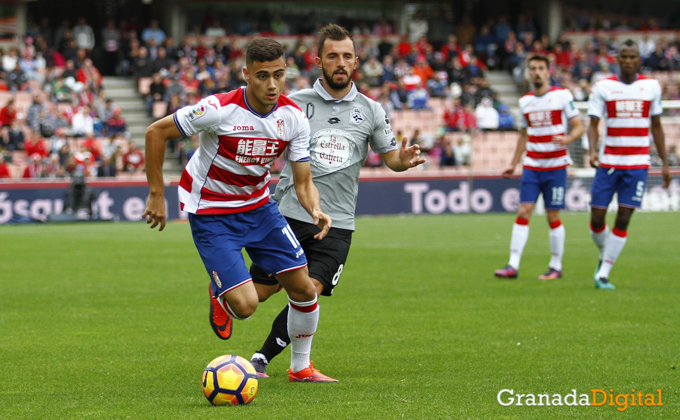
[381,137,426,172]
[553,116,585,147]
[289,160,332,240]
[503,128,528,178]
[587,118,601,168]
[651,116,671,188]
[142,115,183,231]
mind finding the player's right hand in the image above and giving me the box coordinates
[311,210,332,240]
[502,165,515,178]
[142,194,166,231]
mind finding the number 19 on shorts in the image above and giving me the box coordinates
[551,186,564,206]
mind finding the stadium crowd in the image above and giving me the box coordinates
[2,8,680,178]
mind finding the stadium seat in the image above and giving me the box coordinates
[138,78,152,95]
[152,101,168,119]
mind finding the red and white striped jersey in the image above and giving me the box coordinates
[174,87,310,214]
[587,74,663,169]
[519,87,580,170]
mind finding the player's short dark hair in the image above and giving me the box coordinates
[618,39,640,55]
[528,54,550,68]
[245,38,284,66]
[317,24,355,57]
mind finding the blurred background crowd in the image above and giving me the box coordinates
[1,4,679,179]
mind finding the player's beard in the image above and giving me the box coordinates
[322,66,354,91]
[533,79,544,89]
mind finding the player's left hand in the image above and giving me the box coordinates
[662,165,671,189]
[311,210,332,240]
[552,135,571,147]
[399,137,426,168]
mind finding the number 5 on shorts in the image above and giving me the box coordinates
[635,181,645,198]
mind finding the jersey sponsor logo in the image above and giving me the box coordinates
[310,128,355,173]
[233,125,255,131]
[235,138,281,164]
[212,270,222,288]
[611,100,646,118]
[526,110,561,127]
[350,107,364,124]
[189,103,206,120]
[328,117,340,124]
[277,119,285,139]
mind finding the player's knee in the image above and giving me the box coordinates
[228,297,258,320]
[287,280,317,303]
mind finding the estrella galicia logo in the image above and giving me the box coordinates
[306,103,315,120]
[328,117,340,124]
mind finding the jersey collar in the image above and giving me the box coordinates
[313,79,358,103]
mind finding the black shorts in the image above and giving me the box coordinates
[251,217,352,297]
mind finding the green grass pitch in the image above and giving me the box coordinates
[1,212,678,419]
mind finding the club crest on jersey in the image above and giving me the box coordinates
[277,119,285,139]
[189,103,206,120]
[350,108,364,124]
[211,271,222,288]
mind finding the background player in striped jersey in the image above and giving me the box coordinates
[495,55,584,280]
[246,24,425,378]
[142,38,338,382]
[587,40,671,289]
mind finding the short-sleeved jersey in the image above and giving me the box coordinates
[519,86,580,170]
[273,80,398,230]
[587,74,663,169]
[174,87,310,214]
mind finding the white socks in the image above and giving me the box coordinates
[548,221,565,271]
[288,295,319,373]
[596,228,627,279]
[590,222,610,260]
[508,218,529,270]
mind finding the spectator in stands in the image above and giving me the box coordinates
[102,133,121,163]
[2,47,18,73]
[72,106,94,137]
[26,94,48,130]
[408,11,428,43]
[638,33,656,62]
[64,171,95,218]
[37,108,57,138]
[134,46,154,79]
[497,104,516,131]
[475,97,499,131]
[407,83,430,110]
[427,71,449,97]
[22,153,44,178]
[457,15,476,46]
[152,46,172,74]
[106,108,126,136]
[97,155,117,177]
[6,64,27,91]
[4,119,25,151]
[0,153,10,178]
[439,136,456,167]
[123,141,144,173]
[73,17,95,52]
[101,19,121,76]
[142,20,167,46]
[61,59,78,81]
[453,136,472,166]
[591,61,615,83]
[647,44,671,71]
[667,145,679,167]
[362,56,384,87]
[183,71,200,96]
[0,99,16,127]
[147,72,167,116]
[54,19,70,54]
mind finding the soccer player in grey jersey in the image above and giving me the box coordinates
[247,24,425,378]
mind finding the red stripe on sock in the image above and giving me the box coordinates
[290,301,318,313]
[612,227,627,237]
[515,217,529,226]
[590,222,606,233]
[549,220,562,229]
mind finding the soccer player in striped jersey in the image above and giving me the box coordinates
[495,54,584,280]
[587,40,671,289]
[142,38,338,382]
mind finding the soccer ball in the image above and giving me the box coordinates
[202,355,259,406]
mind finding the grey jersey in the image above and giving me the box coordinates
[273,80,398,230]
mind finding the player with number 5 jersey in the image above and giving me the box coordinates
[495,54,584,281]
[247,25,425,379]
[586,40,671,290]
[142,38,338,382]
